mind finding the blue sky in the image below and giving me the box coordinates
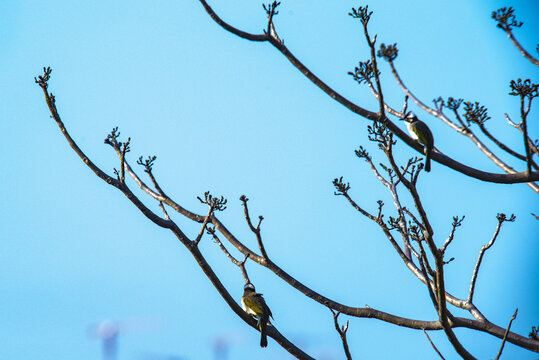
[1,1,538,359]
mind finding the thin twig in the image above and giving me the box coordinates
[468,214,515,303]
[330,309,353,360]
[199,0,539,185]
[477,123,538,169]
[158,201,171,220]
[441,216,465,254]
[520,94,533,173]
[240,195,269,260]
[506,30,539,66]
[494,309,519,360]
[505,113,539,157]
[423,330,446,360]
[362,17,385,118]
[37,66,539,353]
[195,204,214,245]
[210,227,251,283]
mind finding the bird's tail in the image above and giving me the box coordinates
[259,319,268,347]
[424,147,431,172]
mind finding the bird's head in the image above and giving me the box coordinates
[244,283,256,292]
[401,112,417,123]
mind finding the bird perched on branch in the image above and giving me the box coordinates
[402,112,434,172]
[241,283,273,347]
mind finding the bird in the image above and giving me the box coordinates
[402,112,434,172]
[241,283,273,347]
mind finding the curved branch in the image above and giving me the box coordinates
[198,0,267,41]
[37,74,314,360]
[197,1,539,186]
[506,30,539,66]
[330,309,353,360]
[37,70,539,353]
[386,60,539,192]
[477,123,538,169]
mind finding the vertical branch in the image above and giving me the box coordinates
[519,94,532,173]
[506,31,539,66]
[423,330,446,360]
[492,7,538,66]
[195,204,215,245]
[120,138,131,183]
[384,144,476,360]
[358,6,385,118]
[240,195,269,260]
[330,309,353,360]
[239,254,251,284]
[494,309,519,360]
[468,213,515,303]
[208,227,251,284]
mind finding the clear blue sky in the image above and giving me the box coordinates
[1,1,538,359]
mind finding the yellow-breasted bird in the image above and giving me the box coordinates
[402,112,434,172]
[241,283,273,347]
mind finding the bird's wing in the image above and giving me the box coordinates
[415,121,434,147]
[243,296,265,317]
[255,294,273,320]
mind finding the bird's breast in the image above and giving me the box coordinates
[406,122,420,141]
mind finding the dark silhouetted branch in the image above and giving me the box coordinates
[424,330,446,360]
[330,309,353,360]
[494,309,519,360]
[197,1,539,186]
[240,195,269,260]
[492,7,539,66]
[468,213,515,303]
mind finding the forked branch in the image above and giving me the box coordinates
[468,213,516,303]
[492,7,539,66]
[330,309,353,360]
[197,0,539,186]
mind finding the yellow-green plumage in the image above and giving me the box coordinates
[242,283,273,347]
[405,114,434,172]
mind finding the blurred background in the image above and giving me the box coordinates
[1,0,538,359]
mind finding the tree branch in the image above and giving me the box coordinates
[37,67,539,355]
[197,1,539,186]
[240,195,269,260]
[330,309,353,360]
[476,123,538,169]
[492,6,538,65]
[385,61,539,193]
[468,213,515,303]
[494,309,519,360]
[424,330,447,360]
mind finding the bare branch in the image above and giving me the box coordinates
[351,5,385,118]
[441,216,465,254]
[424,330,447,360]
[262,1,281,42]
[198,1,539,185]
[330,309,353,360]
[505,113,539,157]
[384,147,476,359]
[195,204,214,245]
[210,227,252,284]
[494,309,519,360]
[387,62,537,182]
[158,201,171,220]
[240,195,269,260]
[35,67,120,190]
[509,79,538,173]
[492,7,539,66]
[37,12,539,352]
[476,123,538,169]
[417,241,439,311]
[468,213,516,303]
